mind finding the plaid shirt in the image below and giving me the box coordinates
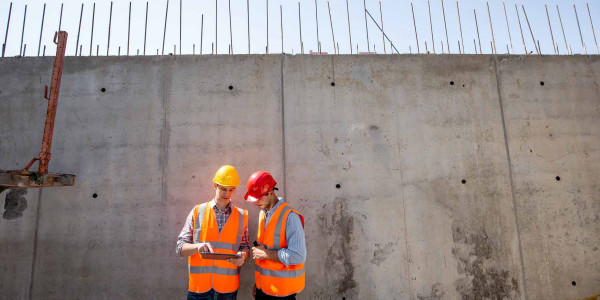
[176,199,250,256]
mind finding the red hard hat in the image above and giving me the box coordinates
[244,171,277,202]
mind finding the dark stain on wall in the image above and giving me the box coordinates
[451,221,520,299]
[3,189,28,220]
[417,282,445,300]
[318,197,358,297]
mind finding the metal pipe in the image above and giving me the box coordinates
[545,5,556,54]
[248,0,250,54]
[574,5,585,54]
[346,0,352,54]
[144,2,148,55]
[108,1,113,55]
[457,1,464,55]
[229,0,233,54]
[428,0,435,53]
[299,2,304,54]
[557,5,568,54]
[128,2,132,55]
[90,3,95,56]
[487,2,496,55]
[329,1,336,53]
[75,3,83,56]
[522,5,539,54]
[503,2,513,54]
[38,4,46,57]
[474,9,482,54]
[411,3,420,54]
[280,4,283,53]
[515,4,527,54]
[2,2,12,57]
[201,14,204,54]
[19,5,27,57]
[379,1,385,54]
[58,3,63,33]
[587,3,599,54]
[162,0,168,55]
[363,0,369,52]
[441,0,449,53]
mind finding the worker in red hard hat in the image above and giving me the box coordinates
[245,171,306,300]
[176,165,250,300]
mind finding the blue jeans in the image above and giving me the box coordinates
[187,289,238,300]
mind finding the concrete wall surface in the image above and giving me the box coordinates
[0,54,598,300]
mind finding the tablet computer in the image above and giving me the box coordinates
[200,252,241,260]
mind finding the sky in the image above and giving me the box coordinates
[0,0,599,57]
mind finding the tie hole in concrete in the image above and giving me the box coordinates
[450,81,455,86]
[100,88,106,92]
[92,193,98,198]
[461,179,466,184]
[228,85,233,90]
[556,176,561,181]
[336,184,341,189]
[331,82,335,86]
[540,81,545,86]
[571,281,576,286]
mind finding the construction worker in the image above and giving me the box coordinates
[176,165,250,300]
[245,171,306,300]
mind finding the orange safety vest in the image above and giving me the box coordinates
[254,202,305,297]
[188,201,248,293]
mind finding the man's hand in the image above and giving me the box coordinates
[252,243,268,260]
[196,242,214,253]
[226,251,248,267]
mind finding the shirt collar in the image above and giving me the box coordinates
[264,197,284,216]
[211,198,232,213]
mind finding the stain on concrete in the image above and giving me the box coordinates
[318,197,358,297]
[417,282,445,300]
[3,189,28,220]
[371,242,394,266]
[451,221,520,299]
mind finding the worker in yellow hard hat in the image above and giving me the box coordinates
[176,165,250,300]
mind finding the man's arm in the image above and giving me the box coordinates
[251,212,306,266]
[176,207,214,257]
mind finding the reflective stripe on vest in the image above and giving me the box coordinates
[255,264,304,278]
[190,266,239,276]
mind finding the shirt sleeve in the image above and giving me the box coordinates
[176,207,195,256]
[277,212,306,267]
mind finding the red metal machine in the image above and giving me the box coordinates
[0,31,76,194]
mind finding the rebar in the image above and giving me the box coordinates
[487,2,496,55]
[380,1,386,54]
[428,0,435,53]
[363,0,369,52]
[557,5,568,54]
[503,2,513,54]
[545,5,556,54]
[90,3,95,56]
[19,5,27,57]
[474,9,482,54]
[411,3,420,54]
[587,3,599,54]
[144,2,148,55]
[346,0,352,54]
[162,0,168,55]
[75,3,83,56]
[129,2,132,55]
[37,4,46,57]
[229,0,233,54]
[522,5,539,54]
[329,1,336,53]
[457,1,464,55]
[515,4,527,54]
[2,2,12,57]
[108,1,113,55]
[442,0,449,53]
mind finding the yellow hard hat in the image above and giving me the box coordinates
[212,165,241,187]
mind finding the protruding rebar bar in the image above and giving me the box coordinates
[329,1,336,53]
[503,2,513,54]
[363,0,370,52]
[58,3,63,33]
[37,4,46,57]
[515,4,527,54]
[411,3,420,54]
[248,0,250,54]
[299,2,304,54]
[229,0,233,54]
[128,2,132,55]
[574,4,585,54]
[180,0,182,55]
[75,3,84,56]
[216,0,218,54]
[346,0,352,54]
[2,2,12,57]
[90,3,95,56]
[457,1,464,54]
[144,2,148,55]
[280,4,283,53]
[474,9,482,54]
[379,1,386,54]
[79,45,82,56]
[365,8,399,54]
[428,0,435,53]
[108,1,113,55]
[587,3,599,54]
[545,5,556,54]
[19,5,27,57]
[162,0,168,55]
[201,14,204,54]
[557,5,568,54]
[266,0,269,53]
[22,44,26,56]
[441,0,449,53]
[522,5,539,54]
[43,45,46,56]
[487,2,496,55]
[316,0,320,53]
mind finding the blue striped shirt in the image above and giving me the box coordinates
[263,198,306,267]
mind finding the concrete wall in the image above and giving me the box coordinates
[0,54,598,300]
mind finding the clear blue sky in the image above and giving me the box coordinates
[1,0,599,56]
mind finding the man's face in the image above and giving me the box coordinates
[252,192,270,210]
[214,184,236,203]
